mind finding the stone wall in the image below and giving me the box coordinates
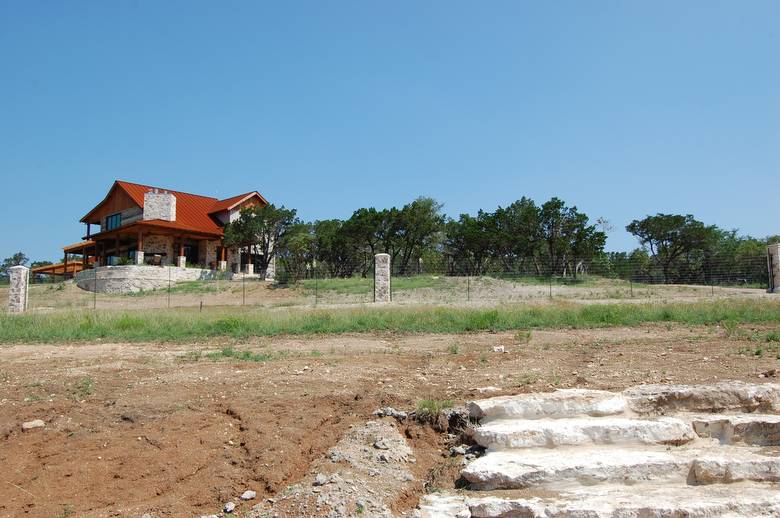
[7,265,29,313]
[768,244,780,293]
[75,265,224,294]
[143,190,176,221]
[374,253,391,302]
[143,235,174,265]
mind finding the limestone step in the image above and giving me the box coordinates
[417,482,780,517]
[473,416,696,450]
[468,389,627,421]
[461,444,780,490]
[623,382,780,415]
[690,413,780,446]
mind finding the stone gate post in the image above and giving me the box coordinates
[7,265,29,313]
[768,244,780,293]
[374,253,391,302]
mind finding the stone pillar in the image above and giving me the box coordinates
[177,256,186,268]
[135,251,145,265]
[374,253,391,302]
[218,260,227,271]
[7,265,29,313]
[768,244,780,293]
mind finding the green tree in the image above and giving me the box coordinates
[626,214,718,283]
[275,222,315,282]
[394,197,445,274]
[539,198,606,277]
[1,252,29,279]
[314,219,360,277]
[224,204,298,276]
[444,211,495,275]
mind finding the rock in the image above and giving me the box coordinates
[313,473,329,486]
[373,439,390,450]
[623,382,780,414]
[474,387,501,394]
[450,445,467,456]
[468,389,627,421]
[373,407,408,420]
[240,490,256,500]
[473,416,696,449]
[223,501,235,513]
[415,494,470,518]
[492,346,505,353]
[141,514,152,518]
[21,419,45,431]
[690,413,780,445]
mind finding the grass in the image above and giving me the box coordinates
[125,280,223,297]
[301,274,451,295]
[73,377,94,399]
[2,300,779,344]
[417,399,453,416]
[178,346,282,362]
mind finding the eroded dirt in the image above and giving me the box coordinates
[1,324,779,517]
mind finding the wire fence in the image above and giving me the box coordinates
[5,253,772,313]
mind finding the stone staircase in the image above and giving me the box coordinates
[416,382,780,517]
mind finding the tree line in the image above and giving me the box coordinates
[222,198,775,285]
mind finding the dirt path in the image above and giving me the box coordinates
[0,324,778,516]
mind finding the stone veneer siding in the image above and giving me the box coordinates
[143,191,176,221]
[143,235,174,265]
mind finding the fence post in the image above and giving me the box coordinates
[7,265,29,313]
[242,272,246,305]
[167,266,171,308]
[374,253,391,303]
[467,274,471,302]
[767,244,780,293]
[93,266,97,310]
[314,265,318,306]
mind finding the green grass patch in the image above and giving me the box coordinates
[2,300,779,344]
[417,399,453,416]
[301,274,451,295]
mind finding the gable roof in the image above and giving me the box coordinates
[81,180,268,236]
[208,191,268,214]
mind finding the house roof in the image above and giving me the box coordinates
[208,191,268,214]
[81,180,268,237]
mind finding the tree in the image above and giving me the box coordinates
[626,214,718,283]
[223,204,298,276]
[538,198,606,277]
[444,211,495,275]
[394,197,445,274]
[275,222,315,282]
[491,198,541,272]
[314,219,360,277]
[1,252,29,279]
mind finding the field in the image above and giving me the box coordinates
[1,273,772,313]
[1,290,779,516]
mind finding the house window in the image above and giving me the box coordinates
[106,213,122,230]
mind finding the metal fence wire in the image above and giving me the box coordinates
[16,253,773,312]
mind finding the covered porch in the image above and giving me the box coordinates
[84,222,226,270]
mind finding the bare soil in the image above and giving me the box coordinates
[1,324,778,517]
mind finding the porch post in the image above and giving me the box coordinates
[136,232,145,265]
[219,245,227,271]
[244,247,254,275]
[63,252,69,280]
[177,237,186,268]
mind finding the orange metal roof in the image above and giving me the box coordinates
[79,180,269,237]
[63,240,96,252]
[115,181,224,234]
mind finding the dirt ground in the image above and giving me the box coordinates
[1,323,779,517]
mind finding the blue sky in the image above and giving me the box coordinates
[1,1,778,262]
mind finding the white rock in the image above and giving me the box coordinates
[21,419,45,431]
[462,444,780,490]
[468,389,627,421]
[415,494,470,518]
[465,483,780,517]
[624,382,780,414]
[690,413,780,445]
[240,490,256,500]
[223,501,235,513]
[473,416,695,450]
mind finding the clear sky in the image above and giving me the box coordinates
[1,1,778,262]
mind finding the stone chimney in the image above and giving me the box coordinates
[143,189,176,222]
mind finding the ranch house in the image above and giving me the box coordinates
[59,180,270,276]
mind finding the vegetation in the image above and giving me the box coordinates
[417,399,454,416]
[223,204,299,277]
[1,300,778,343]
